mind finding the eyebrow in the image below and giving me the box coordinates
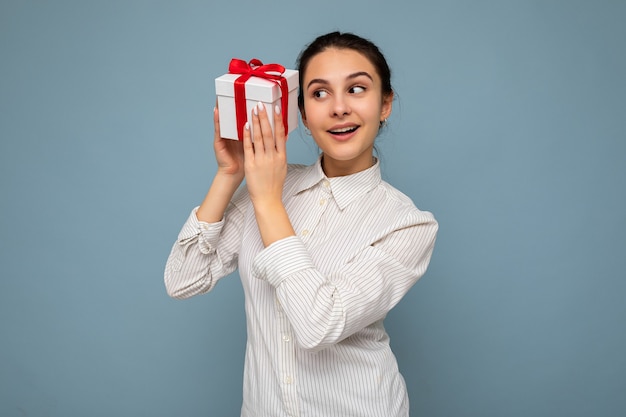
[306,71,374,90]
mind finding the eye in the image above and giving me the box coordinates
[349,85,366,94]
[313,90,328,99]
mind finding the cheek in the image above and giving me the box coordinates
[301,101,325,126]
[354,101,382,123]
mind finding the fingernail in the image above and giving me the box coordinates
[244,122,249,130]
[257,102,265,112]
[274,105,280,115]
[253,105,258,116]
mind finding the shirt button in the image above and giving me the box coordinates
[301,229,309,236]
[319,198,326,206]
[282,335,291,342]
[284,376,293,384]
[322,180,330,188]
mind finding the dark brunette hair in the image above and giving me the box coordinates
[296,31,393,111]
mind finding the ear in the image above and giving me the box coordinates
[380,91,393,122]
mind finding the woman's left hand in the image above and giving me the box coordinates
[243,102,288,207]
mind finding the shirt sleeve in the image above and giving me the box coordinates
[164,194,246,299]
[251,210,438,351]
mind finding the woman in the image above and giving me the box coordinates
[165,31,438,417]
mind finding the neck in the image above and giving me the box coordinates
[321,153,376,177]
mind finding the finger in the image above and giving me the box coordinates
[242,121,254,160]
[251,103,265,153]
[273,104,286,154]
[213,105,221,144]
[256,102,275,151]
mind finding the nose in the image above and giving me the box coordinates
[331,95,351,117]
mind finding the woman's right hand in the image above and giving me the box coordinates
[195,106,246,224]
[213,105,245,181]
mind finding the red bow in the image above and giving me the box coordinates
[228,58,290,140]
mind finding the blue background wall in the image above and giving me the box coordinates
[1,1,624,416]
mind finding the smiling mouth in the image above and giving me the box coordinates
[328,126,359,135]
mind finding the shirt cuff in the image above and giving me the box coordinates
[177,207,224,251]
[252,236,316,287]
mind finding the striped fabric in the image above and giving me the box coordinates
[165,157,438,417]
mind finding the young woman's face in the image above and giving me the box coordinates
[301,48,392,177]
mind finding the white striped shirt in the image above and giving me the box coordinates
[164,157,438,417]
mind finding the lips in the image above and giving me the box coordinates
[327,124,360,136]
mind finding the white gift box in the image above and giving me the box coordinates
[215,67,299,140]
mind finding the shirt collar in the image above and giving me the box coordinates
[292,155,382,210]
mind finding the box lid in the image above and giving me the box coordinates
[215,68,299,102]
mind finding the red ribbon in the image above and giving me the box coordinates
[228,58,290,140]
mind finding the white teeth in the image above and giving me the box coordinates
[330,126,357,134]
